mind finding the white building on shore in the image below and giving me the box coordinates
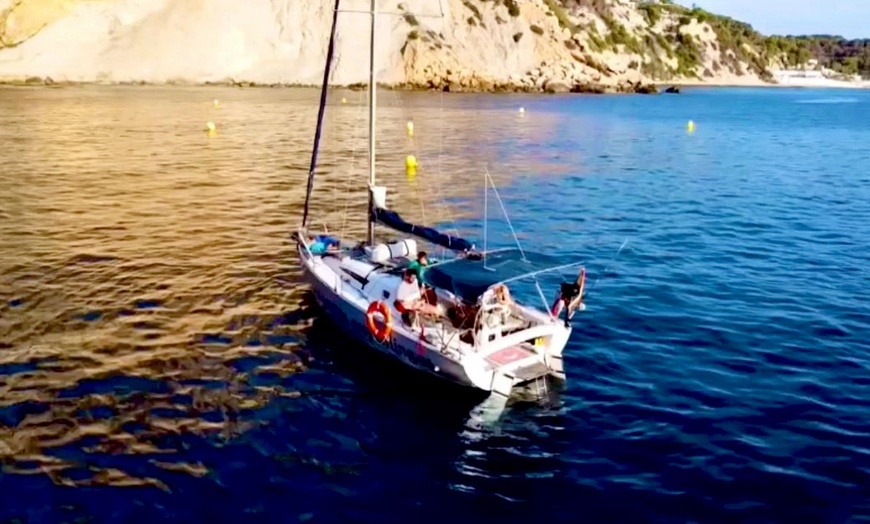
[771,64,864,88]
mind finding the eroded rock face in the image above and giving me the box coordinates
[0,0,77,48]
[543,78,570,93]
[0,0,771,91]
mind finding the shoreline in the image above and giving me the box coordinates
[2,76,868,93]
[0,76,661,93]
[660,77,870,90]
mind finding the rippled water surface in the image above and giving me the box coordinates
[1,85,869,523]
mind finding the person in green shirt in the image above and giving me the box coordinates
[407,251,429,282]
[408,251,436,304]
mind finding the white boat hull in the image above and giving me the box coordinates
[300,247,478,388]
[297,243,573,396]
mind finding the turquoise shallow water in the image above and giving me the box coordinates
[0,85,869,523]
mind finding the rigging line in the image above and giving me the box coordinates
[340,90,370,239]
[415,125,426,225]
[435,84,449,232]
[394,69,461,246]
[411,62,460,242]
[385,73,428,227]
[434,89,447,261]
[483,162,488,267]
[420,114,460,240]
[437,90,447,229]
[484,166,526,261]
[424,120,460,240]
[433,90,461,238]
[499,260,587,286]
[330,79,339,219]
[533,279,552,317]
[589,238,630,290]
[302,0,343,231]
[393,2,460,246]
[400,88,427,225]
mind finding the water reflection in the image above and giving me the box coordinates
[0,85,563,493]
[4,85,869,522]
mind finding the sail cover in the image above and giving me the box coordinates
[371,207,474,252]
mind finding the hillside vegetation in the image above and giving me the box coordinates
[636,2,870,79]
[766,35,870,78]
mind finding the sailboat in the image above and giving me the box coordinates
[296,0,587,398]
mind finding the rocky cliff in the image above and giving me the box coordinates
[0,0,780,92]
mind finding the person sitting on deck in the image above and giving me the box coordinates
[479,283,516,329]
[407,251,437,305]
[306,234,340,255]
[395,268,441,325]
[407,251,429,282]
[492,283,514,306]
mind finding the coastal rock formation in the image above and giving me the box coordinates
[0,0,782,92]
[0,0,70,47]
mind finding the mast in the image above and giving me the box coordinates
[366,0,378,245]
[301,0,343,231]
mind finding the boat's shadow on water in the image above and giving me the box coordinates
[295,291,566,426]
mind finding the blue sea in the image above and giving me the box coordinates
[0,85,868,523]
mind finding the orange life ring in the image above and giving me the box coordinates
[366,301,392,343]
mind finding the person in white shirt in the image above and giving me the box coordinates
[395,268,440,323]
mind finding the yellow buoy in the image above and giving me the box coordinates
[213,99,220,107]
[405,120,414,137]
[405,154,418,170]
[341,97,347,104]
[687,120,696,132]
[205,121,217,137]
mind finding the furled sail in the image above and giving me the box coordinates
[371,207,474,252]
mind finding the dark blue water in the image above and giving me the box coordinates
[1,86,869,523]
